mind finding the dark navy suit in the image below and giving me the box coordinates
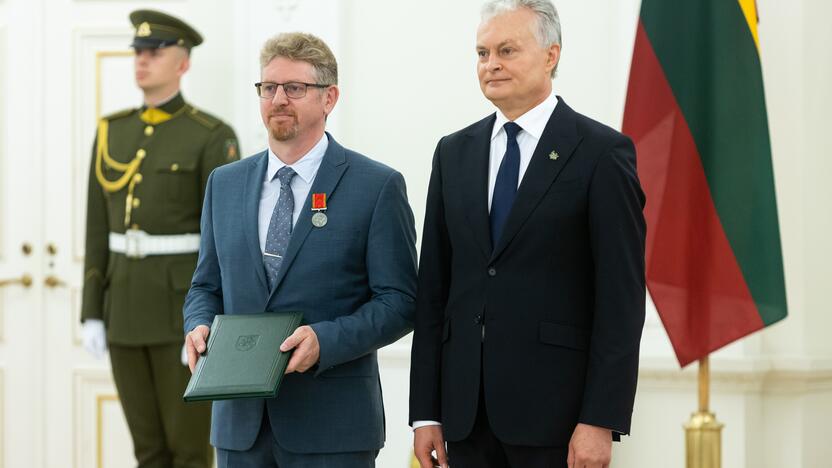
[409,98,646,452]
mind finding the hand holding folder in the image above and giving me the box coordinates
[183,312,304,402]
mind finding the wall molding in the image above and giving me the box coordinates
[637,355,832,395]
[73,367,131,468]
[71,28,137,263]
[0,25,7,263]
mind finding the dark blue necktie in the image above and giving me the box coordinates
[263,166,297,291]
[490,121,522,246]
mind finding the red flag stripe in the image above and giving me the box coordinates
[623,22,764,366]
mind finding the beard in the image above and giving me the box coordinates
[267,112,299,141]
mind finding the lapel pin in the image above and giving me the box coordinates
[311,193,328,228]
[549,150,559,161]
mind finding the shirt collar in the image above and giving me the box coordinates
[491,90,558,141]
[266,133,329,184]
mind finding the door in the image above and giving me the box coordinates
[1,0,225,466]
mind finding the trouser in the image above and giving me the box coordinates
[216,411,377,468]
[109,343,213,468]
[446,362,567,467]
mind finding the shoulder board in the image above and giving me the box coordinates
[185,105,222,130]
[101,108,138,122]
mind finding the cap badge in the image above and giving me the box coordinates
[137,22,152,37]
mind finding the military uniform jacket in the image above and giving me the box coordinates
[82,93,239,345]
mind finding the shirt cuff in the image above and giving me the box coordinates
[412,420,442,431]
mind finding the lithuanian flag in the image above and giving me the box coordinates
[622,0,787,366]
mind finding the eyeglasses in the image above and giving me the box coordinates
[255,81,330,99]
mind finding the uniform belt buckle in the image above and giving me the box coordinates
[124,229,147,259]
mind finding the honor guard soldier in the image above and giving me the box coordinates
[80,9,239,468]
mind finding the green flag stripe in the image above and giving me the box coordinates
[640,0,787,325]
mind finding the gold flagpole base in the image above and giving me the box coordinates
[684,411,724,468]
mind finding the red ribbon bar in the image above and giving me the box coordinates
[312,193,327,211]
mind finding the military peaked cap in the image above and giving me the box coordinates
[129,9,203,50]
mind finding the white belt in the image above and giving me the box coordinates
[109,229,200,259]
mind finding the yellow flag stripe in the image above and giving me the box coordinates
[737,0,760,52]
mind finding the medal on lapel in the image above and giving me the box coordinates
[311,193,328,227]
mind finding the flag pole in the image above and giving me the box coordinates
[684,355,724,468]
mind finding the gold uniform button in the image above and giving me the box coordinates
[144,126,154,136]
[136,149,146,159]
[133,173,143,183]
[171,163,180,172]
[132,198,141,208]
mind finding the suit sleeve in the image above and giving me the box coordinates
[408,140,452,424]
[81,133,109,323]
[579,135,646,435]
[183,170,224,334]
[309,170,418,373]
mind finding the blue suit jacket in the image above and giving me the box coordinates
[184,134,417,453]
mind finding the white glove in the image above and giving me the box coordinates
[82,319,107,359]
[181,343,189,366]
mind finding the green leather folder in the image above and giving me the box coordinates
[183,312,304,402]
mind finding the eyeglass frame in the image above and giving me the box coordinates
[254,81,331,99]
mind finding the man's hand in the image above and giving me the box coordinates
[567,423,612,468]
[185,325,210,373]
[280,325,320,373]
[413,425,448,468]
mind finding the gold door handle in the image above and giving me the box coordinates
[0,274,33,288]
[44,275,67,288]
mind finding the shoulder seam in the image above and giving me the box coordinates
[184,105,221,129]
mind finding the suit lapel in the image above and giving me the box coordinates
[490,98,583,262]
[267,134,348,301]
[243,151,270,294]
[462,115,496,259]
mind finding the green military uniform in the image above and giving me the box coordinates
[80,10,239,468]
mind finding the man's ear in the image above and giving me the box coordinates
[177,48,191,77]
[546,43,561,76]
[323,85,340,116]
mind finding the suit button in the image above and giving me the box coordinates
[487,267,496,277]
[474,314,483,324]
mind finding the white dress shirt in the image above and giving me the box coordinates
[412,91,558,431]
[488,90,559,211]
[258,134,328,254]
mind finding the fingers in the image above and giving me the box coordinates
[186,325,210,373]
[280,327,304,352]
[434,438,448,468]
[567,443,575,468]
[185,334,198,373]
[414,444,437,468]
[191,325,209,353]
[282,326,320,374]
[283,336,314,373]
[414,426,447,468]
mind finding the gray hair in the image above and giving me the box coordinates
[481,0,561,77]
[260,32,338,85]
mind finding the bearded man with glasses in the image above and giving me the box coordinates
[183,32,418,468]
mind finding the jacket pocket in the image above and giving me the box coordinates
[156,160,198,201]
[539,322,589,351]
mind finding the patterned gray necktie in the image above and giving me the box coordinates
[263,166,297,291]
